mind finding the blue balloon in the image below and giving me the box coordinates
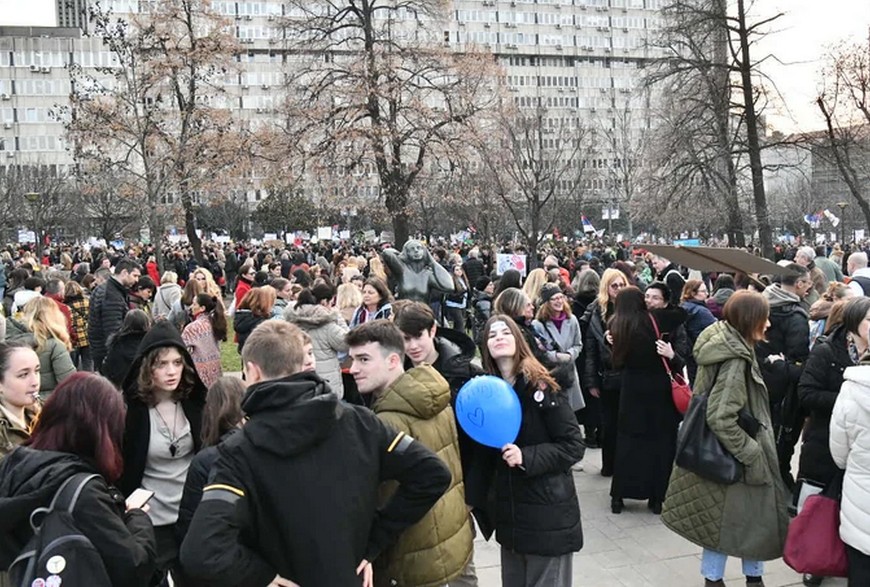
[456,376,522,449]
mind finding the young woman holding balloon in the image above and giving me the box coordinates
[473,314,585,587]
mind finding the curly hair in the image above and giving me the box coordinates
[136,346,198,406]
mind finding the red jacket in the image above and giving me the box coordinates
[146,261,160,285]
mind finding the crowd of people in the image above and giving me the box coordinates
[0,236,870,586]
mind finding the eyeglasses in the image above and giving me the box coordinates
[609,283,625,289]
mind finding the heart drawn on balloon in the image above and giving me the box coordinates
[468,407,485,428]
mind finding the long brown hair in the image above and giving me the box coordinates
[201,377,246,447]
[609,287,652,368]
[481,314,558,392]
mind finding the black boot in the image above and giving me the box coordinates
[611,497,624,514]
[648,499,662,515]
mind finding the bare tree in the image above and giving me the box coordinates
[0,164,76,246]
[475,105,592,267]
[61,1,247,268]
[648,0,784,256]
[275,0,499,246]
[816,41,870,229]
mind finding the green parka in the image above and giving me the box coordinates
[371,365,473,587]
[661,321,790,561]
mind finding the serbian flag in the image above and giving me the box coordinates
[581,215,596,234]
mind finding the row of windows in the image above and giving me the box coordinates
[0,135,64,151]
[0,79,71,96]
[458,31,646,48]
[0,107,55,123]
[456,10,651,28]
[0,51,120,69]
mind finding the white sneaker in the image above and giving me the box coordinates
[571,462,584,472]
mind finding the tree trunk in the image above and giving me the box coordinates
[185,204,204,265]
[737,0,773,258]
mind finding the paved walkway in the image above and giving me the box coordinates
[471,446,846,587]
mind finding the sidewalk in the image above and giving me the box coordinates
[471,447,845,587]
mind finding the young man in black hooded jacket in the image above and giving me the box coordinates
[180,320,450,587]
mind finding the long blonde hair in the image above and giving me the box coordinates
[336,283,363,311]
[597,268,627,315]
[522,268,548,307]
[22,297,71,351]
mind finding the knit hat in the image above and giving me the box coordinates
[540,283,563,304]
[474,276,492,291]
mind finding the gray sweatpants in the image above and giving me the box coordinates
[500,547,573,587]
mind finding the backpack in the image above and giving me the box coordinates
[9,473,112,587]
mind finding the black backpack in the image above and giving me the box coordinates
[9,473,112,587]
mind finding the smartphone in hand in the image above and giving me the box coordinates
[125,488,155,511]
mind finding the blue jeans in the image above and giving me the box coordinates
[701,548,763,581]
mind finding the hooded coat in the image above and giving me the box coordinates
[88,277,130,369]
[830,364,870,555]
[662,321,790,561]
[370,366,473,587]
[118,321,207,497]
[178,372,452,587]
[0,448,157,585]
[283,303,348,397]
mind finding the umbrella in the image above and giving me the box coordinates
[640,244,798,276]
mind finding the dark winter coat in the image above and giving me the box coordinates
[176,429,239,544]
[662,321,790,561]
[470,375,584,557]
[580,301,620,393]
[655,263,686,307]
[100,330,147,388]
[757,285,809,410]
[797,325,852,485]
[0,448,157,585]
[118,321,207,497]
[611,306,687,502]
[233,310,269,354]
[680,298,717,382]
[463,258,485,288]
[88,277,130,367]
[178,372,451,587]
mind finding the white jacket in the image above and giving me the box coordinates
[830,365,870,555]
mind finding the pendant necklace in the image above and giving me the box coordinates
[155,401,180,457]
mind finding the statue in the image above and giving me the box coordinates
[381,240,455,301]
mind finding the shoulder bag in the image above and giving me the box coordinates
[649,313,691,414]
[675,362,760,485]
[783,470,847,577]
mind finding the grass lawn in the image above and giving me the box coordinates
[221,320,242,373]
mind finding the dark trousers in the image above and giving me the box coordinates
[155,524,188,587]
[71,346,94,371]
[600,385,620,474]
[444,306,467,333]
[847,544,870,586]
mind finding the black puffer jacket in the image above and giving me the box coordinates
[475,375,585,556]
[797,325,851,485]
[119,321,207,496]
[88,277,130,366]
[0,448,156,585]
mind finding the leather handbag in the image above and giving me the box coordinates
[783,471,847,577]
[674,363,760,485]
[649,314,691,414]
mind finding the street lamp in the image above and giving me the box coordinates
[837,201,848,245]
[24,192,40,247]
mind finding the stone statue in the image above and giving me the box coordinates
[381,240,455,301]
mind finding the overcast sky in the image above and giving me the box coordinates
[1,0,868,132]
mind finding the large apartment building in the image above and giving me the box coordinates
[0,0,665,221]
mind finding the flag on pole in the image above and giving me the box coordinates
[803,212,821,229]
[823,209,840,227]
[581,215,596,234]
